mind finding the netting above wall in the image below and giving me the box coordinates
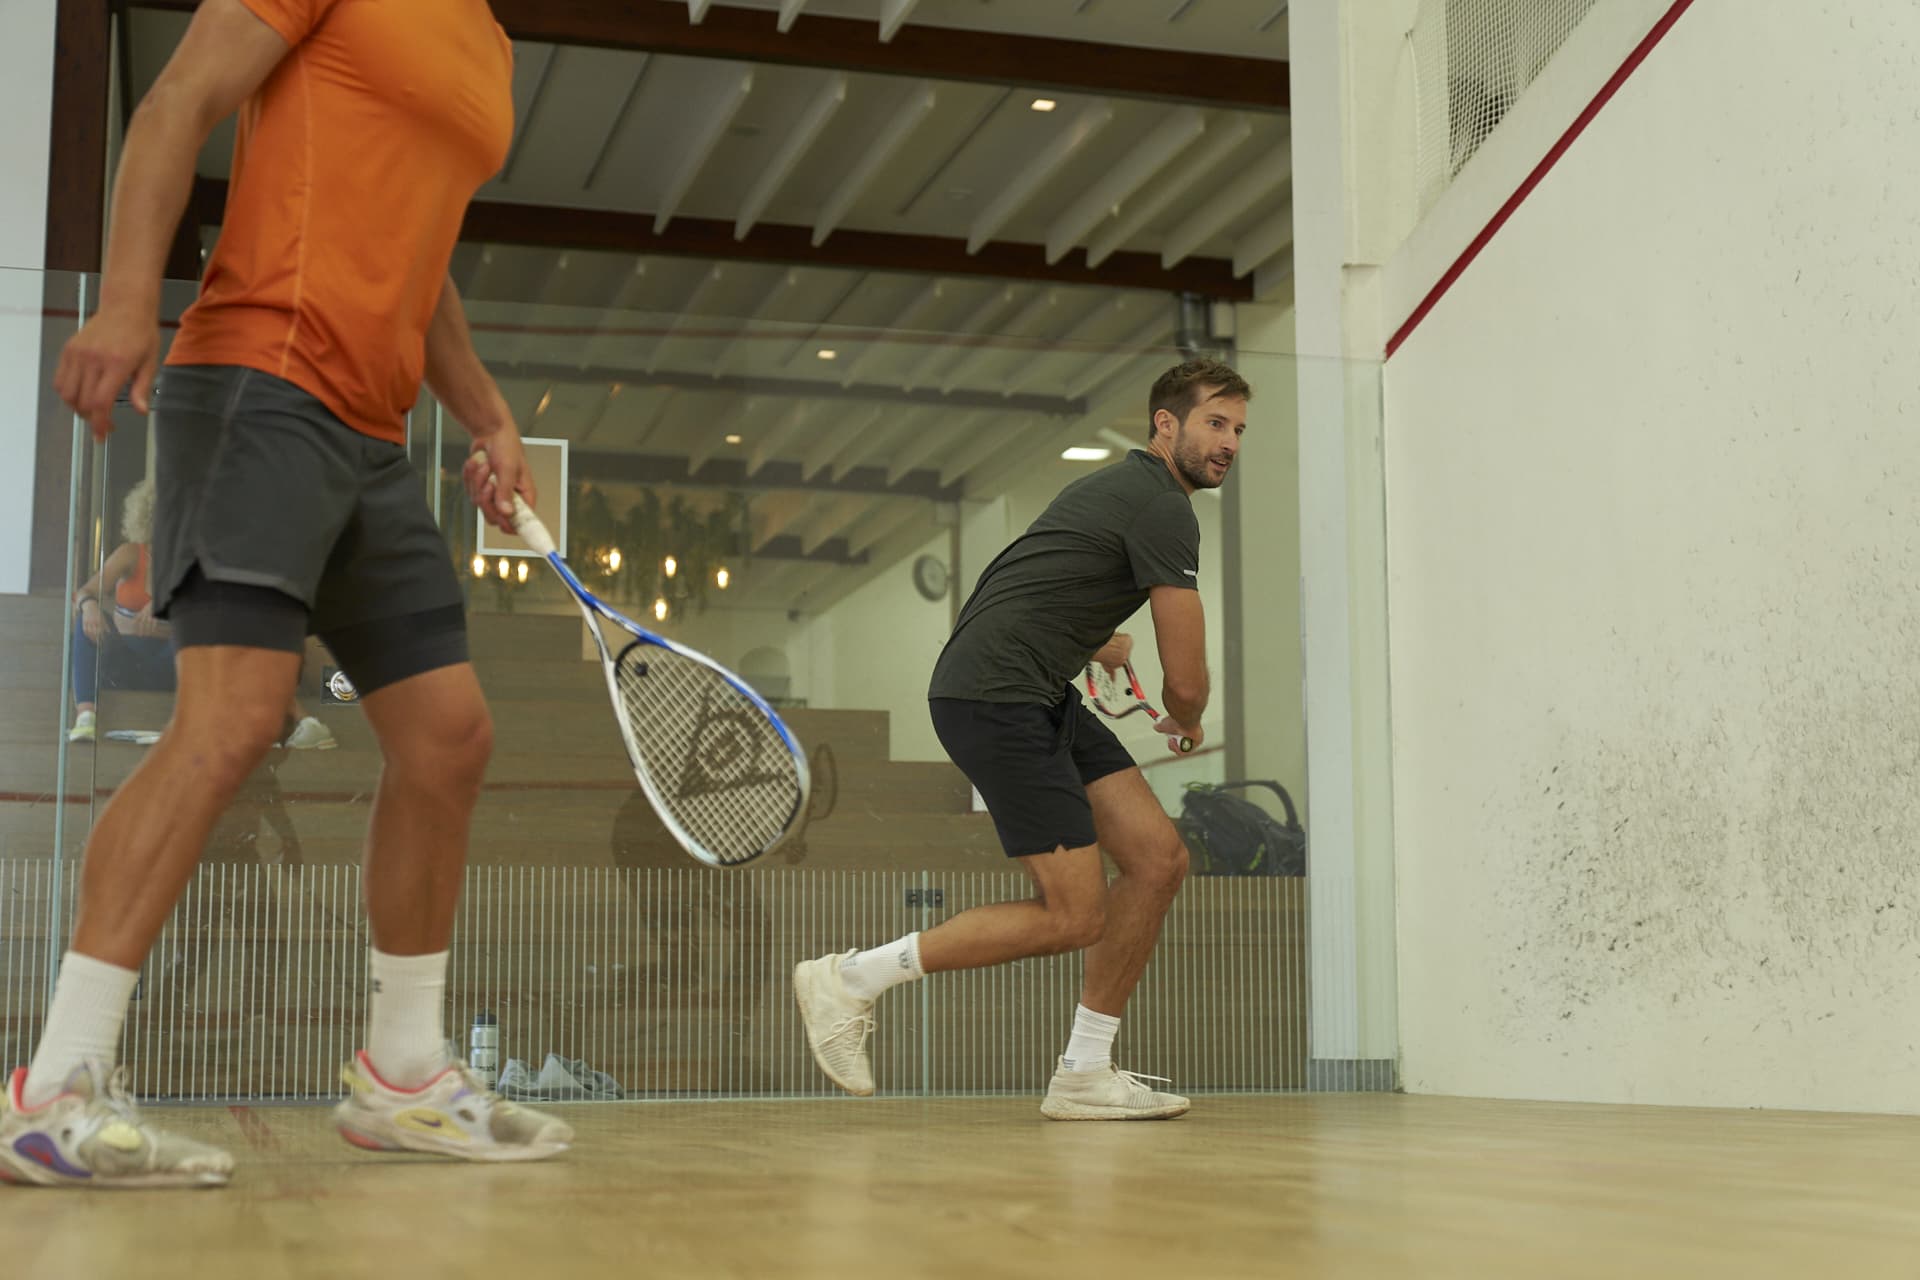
[1410,0,1602,215]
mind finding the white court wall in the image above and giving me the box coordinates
[1385,0,1920,1112]
[0,5,59,594]
[802,526,956,762]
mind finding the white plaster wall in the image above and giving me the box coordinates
[1386,0,1920,1111]
[0,2,58,594]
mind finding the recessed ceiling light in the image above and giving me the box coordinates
[1061,446,1111,462]
[1031,98,1058,113]
[817,348,838,360]
[725,433,743,445]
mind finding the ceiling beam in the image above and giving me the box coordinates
[839,277,946,386]
[475,0,1288,113]
[1085,115,1255,268]
[967,100,1113,254]
[878,0,923,43]
[1046,107,1205,266]
[799,495,873,556]
[736,73,846,238]
[845,496,927,555]
[813,83,938,247]
[901,285,1015,390]
[1160,150,1289,269]
[754,534,867,567]
[1233,205,1294,279]
[747,402,817,476]
[493,358,1087,418]
[440,442,961,501]
[654,65,755,232]
[187,176,1252,299]
[889,409,988,485]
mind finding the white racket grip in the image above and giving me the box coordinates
[472,446,557,556]
[508,493,556,556]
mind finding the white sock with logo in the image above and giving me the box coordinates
[23,951,139,1108]
[366,948,451,1091]
[838,932,925,1002]
[1061,1004,1121,1073]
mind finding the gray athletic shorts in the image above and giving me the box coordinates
[150,363,468,693]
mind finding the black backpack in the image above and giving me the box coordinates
[1175,780,1306,877]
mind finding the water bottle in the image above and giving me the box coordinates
[469,1012,499,1089]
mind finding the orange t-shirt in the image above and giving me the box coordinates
[166,0,514,445]
[114,545,152,614]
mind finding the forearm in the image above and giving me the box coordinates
[424,278,514,438]
[1160,671,1208,728]
[98,94,215,317]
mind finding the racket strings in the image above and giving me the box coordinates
[613,645,802,865]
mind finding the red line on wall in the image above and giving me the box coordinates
[1384,0,1698,359]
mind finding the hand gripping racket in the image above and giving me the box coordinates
[477,453,809,867]
[1083,660,1195,753]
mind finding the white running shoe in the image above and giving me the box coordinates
[1039,1058,1190,1121]
[792,952,876,1096]
[0,1061,233,1188]
[284,716,336,750]
[332,1052,572,1162]
[67,710,95,743]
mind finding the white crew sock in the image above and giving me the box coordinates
[838,932,925,1003]
[366,948,451,1091]
[23,951,140,1108]
[1060,1003,1121,1073]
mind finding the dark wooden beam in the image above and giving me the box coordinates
[749,535,867,568]
[442,445,961,503]
[37,0,112,591]
[189,177,1252,299]
[136,0,1286,113]
[46,0,110,274]
[499,360,1084,420]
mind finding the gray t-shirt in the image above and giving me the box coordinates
[928,450,1200,704]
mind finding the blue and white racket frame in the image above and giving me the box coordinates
[484,461,811,868]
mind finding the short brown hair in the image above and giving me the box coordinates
[1147,358,1252,443]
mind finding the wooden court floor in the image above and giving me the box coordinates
[4,1093,1919,1278]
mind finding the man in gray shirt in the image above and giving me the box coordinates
[795,357,1250,1119]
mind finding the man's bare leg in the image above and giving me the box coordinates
[1076,767,1189,1017]
[358,662,491,957]
[0,646,295,1191]
[328,659,572,1162]
[65,647,301,967]
[916,845,1107,972]
[352,663,492,1089]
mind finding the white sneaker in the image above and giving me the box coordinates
[332,1051,572,1162]
[0,1061,233,1188]
[1039,1058,1190,1121]
[285,716,336,750]
[67,710,95,743]
[792,952,876,1096]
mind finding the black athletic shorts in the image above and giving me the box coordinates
[149,363,469,696]
[929,688,1138,857]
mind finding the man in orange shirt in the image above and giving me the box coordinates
[0,0,571,1188]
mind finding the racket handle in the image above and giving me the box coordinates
[472,447,557,556]
[1178,736,1195,753]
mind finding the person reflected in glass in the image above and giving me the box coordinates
[68,477,335,749]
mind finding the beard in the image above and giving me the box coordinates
[1172,425,1230,490]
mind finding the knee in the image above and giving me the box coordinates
[1053,895,1107,952]
[394,698,494,794]
[177,700,285,790]
[1157,838,1192,895]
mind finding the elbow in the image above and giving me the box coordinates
[1166,674,1209,715]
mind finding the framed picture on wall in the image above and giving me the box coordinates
[475,436,569,559]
